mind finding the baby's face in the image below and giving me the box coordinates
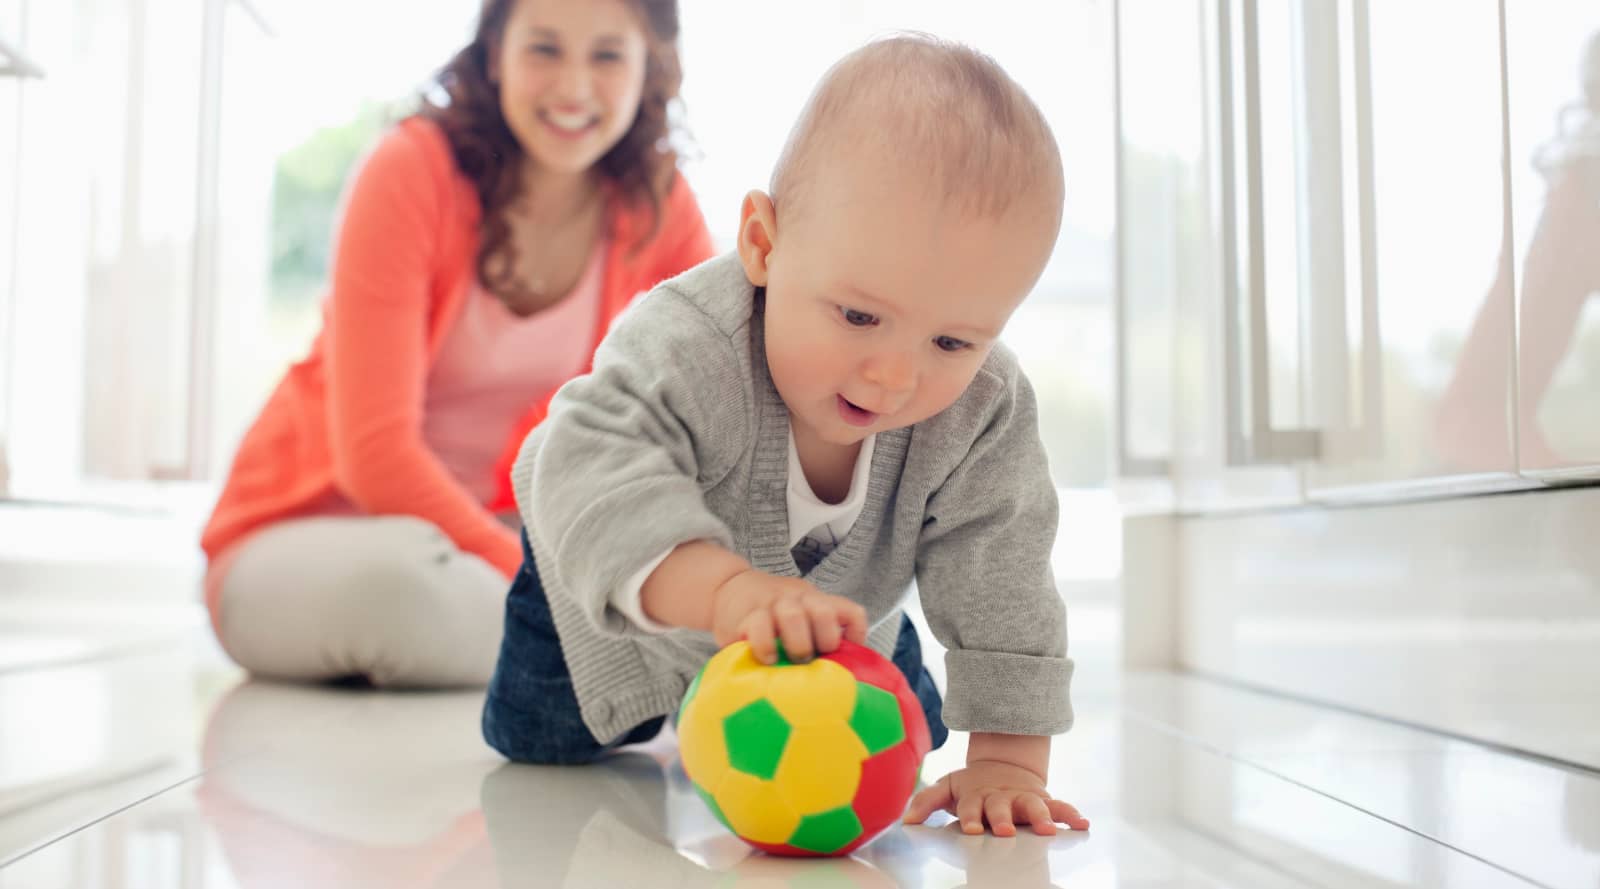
[760,155,1056,449]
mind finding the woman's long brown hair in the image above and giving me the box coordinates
[420,0,687,302]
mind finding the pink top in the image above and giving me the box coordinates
[203,236,620,636]
[291,240,607,519]
[198,116,715,640]
[422,241,607,504]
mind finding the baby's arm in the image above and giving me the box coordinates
[902,733,1089,836]
[514,289,747,637]
[639,541,868,664]
[906,357,1083,834]
[519,280,867,655]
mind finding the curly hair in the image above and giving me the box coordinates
[419,0,687,303]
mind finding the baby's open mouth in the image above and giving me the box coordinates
[837,395,877,427]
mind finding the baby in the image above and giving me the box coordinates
[484,33,1088,838]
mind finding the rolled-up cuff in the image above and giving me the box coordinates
[940,649,1075,736]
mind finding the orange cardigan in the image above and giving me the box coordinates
[200,116,715,579]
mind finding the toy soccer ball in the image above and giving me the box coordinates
[676,639,932,856]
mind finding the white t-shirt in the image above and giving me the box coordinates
[610,431,878,632]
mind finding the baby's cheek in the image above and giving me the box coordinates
[785,335,841,374]
[920,375,974,417]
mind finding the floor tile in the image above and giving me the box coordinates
[0,676,1561,888]
[0,641,240,866]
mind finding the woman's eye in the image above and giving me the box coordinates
[841,307,877,327]
[934,335,971,353]
[594,51,623,63]
[529,44,559,57]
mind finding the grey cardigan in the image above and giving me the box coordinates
[512,253,1073,744]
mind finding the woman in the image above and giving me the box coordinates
[200,0,714,687]
[1437,30,1600,471]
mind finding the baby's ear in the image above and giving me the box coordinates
[736,190,778,287]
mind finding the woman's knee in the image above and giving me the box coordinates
[325,547,501,686]
[214,515,504,686]
[337,532,502,630]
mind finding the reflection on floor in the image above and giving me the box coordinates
[0,623,1596,888]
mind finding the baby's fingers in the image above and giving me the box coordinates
[984,794,1019,837]
[742,613,780,664]
[902,777,953,825]
[830,596,869,646]
[1047,799,1091,831]
[805,598,844,655]
[773,597,817,661]
[955,791,987,835]
[1020,794,1058,836]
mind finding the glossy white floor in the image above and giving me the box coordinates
[3,599,1598,889]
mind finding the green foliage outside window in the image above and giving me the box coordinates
[269,102,402,307]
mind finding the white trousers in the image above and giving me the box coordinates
[211,515,509,687]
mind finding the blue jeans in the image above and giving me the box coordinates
[483,532,949,764]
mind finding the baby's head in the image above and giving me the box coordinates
[736,34,1065,449]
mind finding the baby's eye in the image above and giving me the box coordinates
[934,335,971,353]
[593,50,623,63]
[840,307,878,327]
[529,44,560,57]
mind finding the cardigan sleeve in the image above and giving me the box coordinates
[913,359,1074,736]
[511,287,748,638]
[324,121,523,578]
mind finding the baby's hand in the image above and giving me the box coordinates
[903,761,1090,837]
[710,569,868,663]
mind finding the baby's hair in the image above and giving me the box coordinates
[770,33,1064,226]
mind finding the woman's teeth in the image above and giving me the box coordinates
[544,110,594,130]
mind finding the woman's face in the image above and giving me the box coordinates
[492,0,650,177]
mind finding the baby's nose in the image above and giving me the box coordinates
[863,351,916,398]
